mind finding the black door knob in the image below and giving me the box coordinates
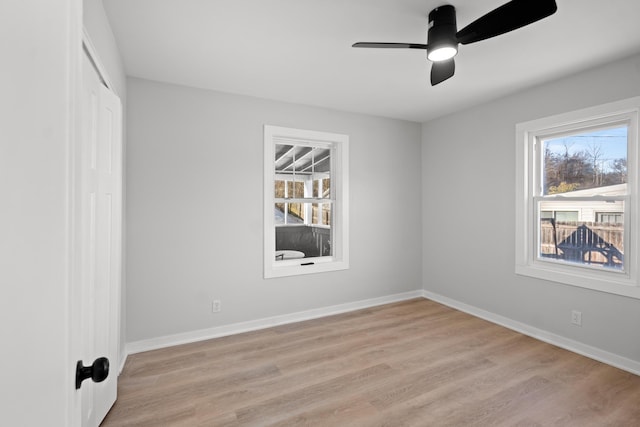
[75,357,109,389]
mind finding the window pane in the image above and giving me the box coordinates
[322,178,331,199]
[555,211,579,222]
[275,204,332,261]
[322,203,332,226]
[311,203,332,226]
[286,180,305,199]
[274,180,285,198]
[276,145,331,200]
[538,200,624,270]
[542,126,627,196]
[289,202,304,221]
[274,203,303,225]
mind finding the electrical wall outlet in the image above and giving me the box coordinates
[212,299,221,313]
[571,310,582,326]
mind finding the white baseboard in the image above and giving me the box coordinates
[118,349,127,375]
[123,288,640,376]
[421,290,640,376]
[125,290,423,355]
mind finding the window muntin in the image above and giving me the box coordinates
[515,97,640,299]
[264,126,349,278]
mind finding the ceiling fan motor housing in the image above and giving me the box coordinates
[427,5,458,61]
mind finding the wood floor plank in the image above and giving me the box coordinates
[101,298,640,426]
[234,364,395,425]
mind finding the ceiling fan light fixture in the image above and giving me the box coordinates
[427,5,458,62]
[427,45,457,62]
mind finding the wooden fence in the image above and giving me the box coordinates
[540,221,624,266]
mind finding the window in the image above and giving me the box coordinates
[540,210,579,222]
[264,125,349,278]
[596,212,623,224]
[516,97,640,299]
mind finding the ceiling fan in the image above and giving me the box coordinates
[352,0,558,86]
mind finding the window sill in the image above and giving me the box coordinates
[265,257,349,279]
[516,262,640,299]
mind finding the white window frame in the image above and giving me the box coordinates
[264,125,349,278]
[515,97,640,299]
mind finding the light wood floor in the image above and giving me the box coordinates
[102,298,640,426]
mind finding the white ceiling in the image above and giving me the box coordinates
[103,0,640,123]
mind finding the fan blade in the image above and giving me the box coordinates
[352,42,428,50]
[431,59,455,86]
[456,0,557,45]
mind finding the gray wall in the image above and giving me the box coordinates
[125,77,422,342]
[422,53,640,363]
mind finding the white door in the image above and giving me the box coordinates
[78,50,123,427]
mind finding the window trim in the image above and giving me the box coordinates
[515,97,640,299]
[264,125,349,278]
